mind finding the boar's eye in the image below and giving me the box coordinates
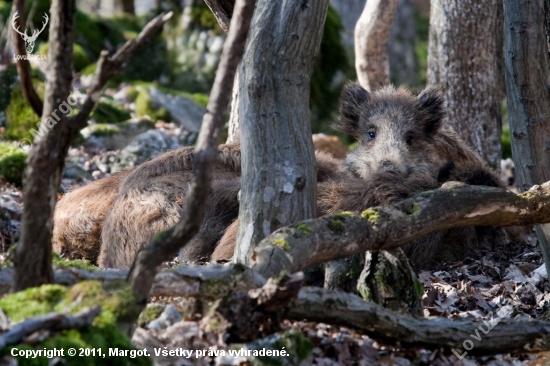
[367,131,376,140]
[405,131,414,145]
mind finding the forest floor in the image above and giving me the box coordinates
[0,79,545,364]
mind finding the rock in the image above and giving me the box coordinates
[108,129,180,172]
[81,118,155,151]
[147,305,183,332]
[147,86,205,132]
[63,163,93,182]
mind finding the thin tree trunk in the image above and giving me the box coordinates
[226,74,240,143]
[234,0,328,264]
[354,0,398,91]
[388,0,419,87]
[427,0,503,168]
[504,0,550,281]
[13,0,76,291]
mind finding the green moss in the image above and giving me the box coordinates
[0,148,28,185]
[519,192,533,199]
[137,304,165,327]
[413,277,425,299]
[188,3,223,34]
[327,218,345,234]
[250,331,314,365]
[271,238,290,251]
[5,81,45,142]
[0,281,150,365]
[134,88,171,121]
[335,211,355,218]
[91,97,131,124]
[37,43,91,72]
[81,62,97,76]
[408,202,421,215]
[361,210,380,224]
[52,253,98,271]
[296,223,312,235]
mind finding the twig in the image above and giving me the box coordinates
[203,0,235,33]
[127,0,256,306]
[0,306,101,350]
[12,0,43,116]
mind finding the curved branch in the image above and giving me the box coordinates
[12,0,43,116]
[253,181,550,278]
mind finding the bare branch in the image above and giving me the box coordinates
[11,1,43,116]
[127,0,257,306]
[0,306,100,350]
[252,181,550,278]
[203,0,235,33]
[68,12,173,130]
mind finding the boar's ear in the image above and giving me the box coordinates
[334,81,369,138]
[418,86,445,135]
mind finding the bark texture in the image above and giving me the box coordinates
[427,0,503,168]
[354,0,398,91]
[388,0,419,87]
[14,0,76,291]
[234,0,328,264]
[252,181,550,279]
[504,0,550,281]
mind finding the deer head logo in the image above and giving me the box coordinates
[12,11,49,54]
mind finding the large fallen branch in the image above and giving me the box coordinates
[253,181,550,278]
[287,287,550,355]
[0,306,101,350]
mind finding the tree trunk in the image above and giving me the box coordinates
[354,0,398,91]
[226,75,240,143]
[120,0,135,15]
[504,0,550,281]
[13,0,76,291]
[234,0,327,264]
[388,0,419,87]
[427,0,503,169]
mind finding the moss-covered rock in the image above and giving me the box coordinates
[134,87,170,122]
[0,143,27,185]
[5,80,45,142]
[0,281,151,366]
[37,43,92,72]
[91,96,131,124]
[52,252,98,271]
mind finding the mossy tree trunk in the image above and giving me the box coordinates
[13,0,76,291]
[427,0,503,168]
[234,0,328,264]
[504,0,550,281]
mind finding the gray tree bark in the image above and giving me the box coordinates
[427,0,503,168]
[234,0,328,264]
[354,0,398,91]
[13,0,76,291]
[388,0,419,87]
[504,0,550,281]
